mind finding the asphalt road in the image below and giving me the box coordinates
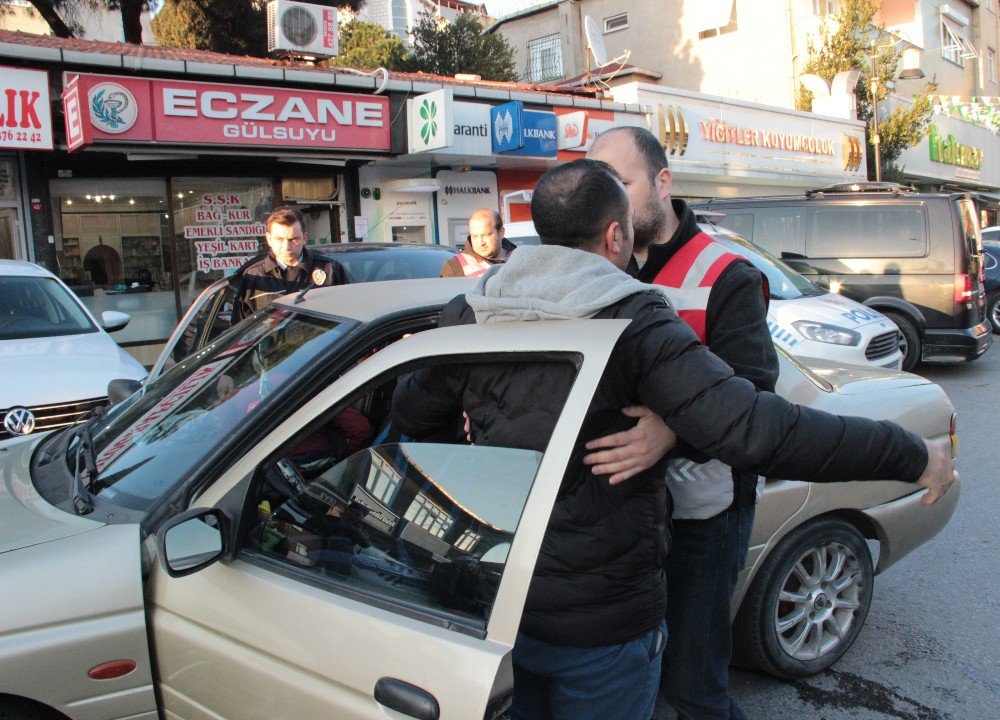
[654,340,1000,720]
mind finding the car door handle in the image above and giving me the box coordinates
[374,677,440,720]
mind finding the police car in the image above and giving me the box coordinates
[702,224,904,370]
[507,221,904,370]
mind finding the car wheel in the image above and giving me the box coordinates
[884,312,920,371]
[988,291,1000,334]
[733,517,874,679]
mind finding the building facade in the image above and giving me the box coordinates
[0,28,639,363]
[491,1,999,108]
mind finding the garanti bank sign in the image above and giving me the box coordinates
[63,73,390,152]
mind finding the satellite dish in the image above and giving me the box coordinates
[584,15,608,67]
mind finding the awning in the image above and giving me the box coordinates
[690,0,734,32]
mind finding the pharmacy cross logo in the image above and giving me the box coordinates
[419,99,438,145]
[495,109,514,145]
[3,407,35,436]
[88,82,138,134]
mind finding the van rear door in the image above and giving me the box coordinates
[956,197,987,324]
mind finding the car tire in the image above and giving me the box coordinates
[733,517,874,679]
[884,312,921,371]
[988,291,1000,334]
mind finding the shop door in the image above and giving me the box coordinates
[0,207,20,260]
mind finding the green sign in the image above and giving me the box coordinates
[928,125,983,170]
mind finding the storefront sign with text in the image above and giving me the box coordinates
[2,67,53,151]
[64,73,390,152]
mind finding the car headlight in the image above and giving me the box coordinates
[791,320,862,346]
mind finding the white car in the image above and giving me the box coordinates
[0,278,958,719]
[0,260,147,442]
[506,221,904,370]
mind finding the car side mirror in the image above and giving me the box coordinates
[156,507,229,578]
[101,310,131,333]
[107,378,143,405]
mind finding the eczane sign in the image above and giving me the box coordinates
[63,73,391,152]
[1,67,53,151]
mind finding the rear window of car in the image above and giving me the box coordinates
[336,248,455,282]
[807,205,927,258]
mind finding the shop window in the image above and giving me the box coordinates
[0,158,23,261]
[50,179,169,293]
[527,34,563,83]
[171,178,273,299]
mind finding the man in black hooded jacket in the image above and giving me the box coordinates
[390,160,954,720]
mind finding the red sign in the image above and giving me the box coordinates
[63,73,391,153]
[1,67,53,151]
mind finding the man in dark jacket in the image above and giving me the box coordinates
[590,126,775,720]
[390,160,954,720]
[440,208,516,277]
[231,206,350,324]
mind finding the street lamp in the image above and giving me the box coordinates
[868,30,925,181]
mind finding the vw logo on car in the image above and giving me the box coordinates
[3,407,36,436]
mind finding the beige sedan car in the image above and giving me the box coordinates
[0,278,959,720]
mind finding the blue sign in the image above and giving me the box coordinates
[491,101,558,157]
[491,101,522,153]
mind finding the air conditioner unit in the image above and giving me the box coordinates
[267,1,339,57]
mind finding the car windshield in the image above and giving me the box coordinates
[0,275,96,340]
[706,227,818,300]
[331,247,456,282]
[87,307,350,510]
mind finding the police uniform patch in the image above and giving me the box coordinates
[311,268,327,286]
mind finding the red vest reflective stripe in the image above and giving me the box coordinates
[650,232,748,343]
[455,251,493,277]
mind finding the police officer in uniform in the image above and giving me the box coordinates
[231,206,350,324]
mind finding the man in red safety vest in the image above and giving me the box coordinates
[440,208,516,278]
[588,127,776,720]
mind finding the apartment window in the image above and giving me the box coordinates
[527,33,563,83]
[989,48,998,84]
[390,0,408,40]
[604,12,629,33]
[987,0,996,14]
[940,19,967,67]
[813,0,837,16]
[697,0,738,40]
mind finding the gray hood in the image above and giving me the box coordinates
[466,245,672,323]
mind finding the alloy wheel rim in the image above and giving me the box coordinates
[991,301,1000,331]
[774,541,864,661]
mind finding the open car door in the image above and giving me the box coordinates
[147,318,631,720]
[147,278,234,383]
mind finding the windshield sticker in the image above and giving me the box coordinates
[96,358,232,471]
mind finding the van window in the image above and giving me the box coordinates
[720,213,755,241]
[755,208,805,256]
[808,206,926,258]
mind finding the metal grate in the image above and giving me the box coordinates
[0,397,106,440]
[865,330,901,360]
[527,34,563,83]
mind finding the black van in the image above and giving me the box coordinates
[692,183,992,371]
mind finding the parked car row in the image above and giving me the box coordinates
[0,277,960,720]
[506,218,904,371]
[692,182,992,370]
